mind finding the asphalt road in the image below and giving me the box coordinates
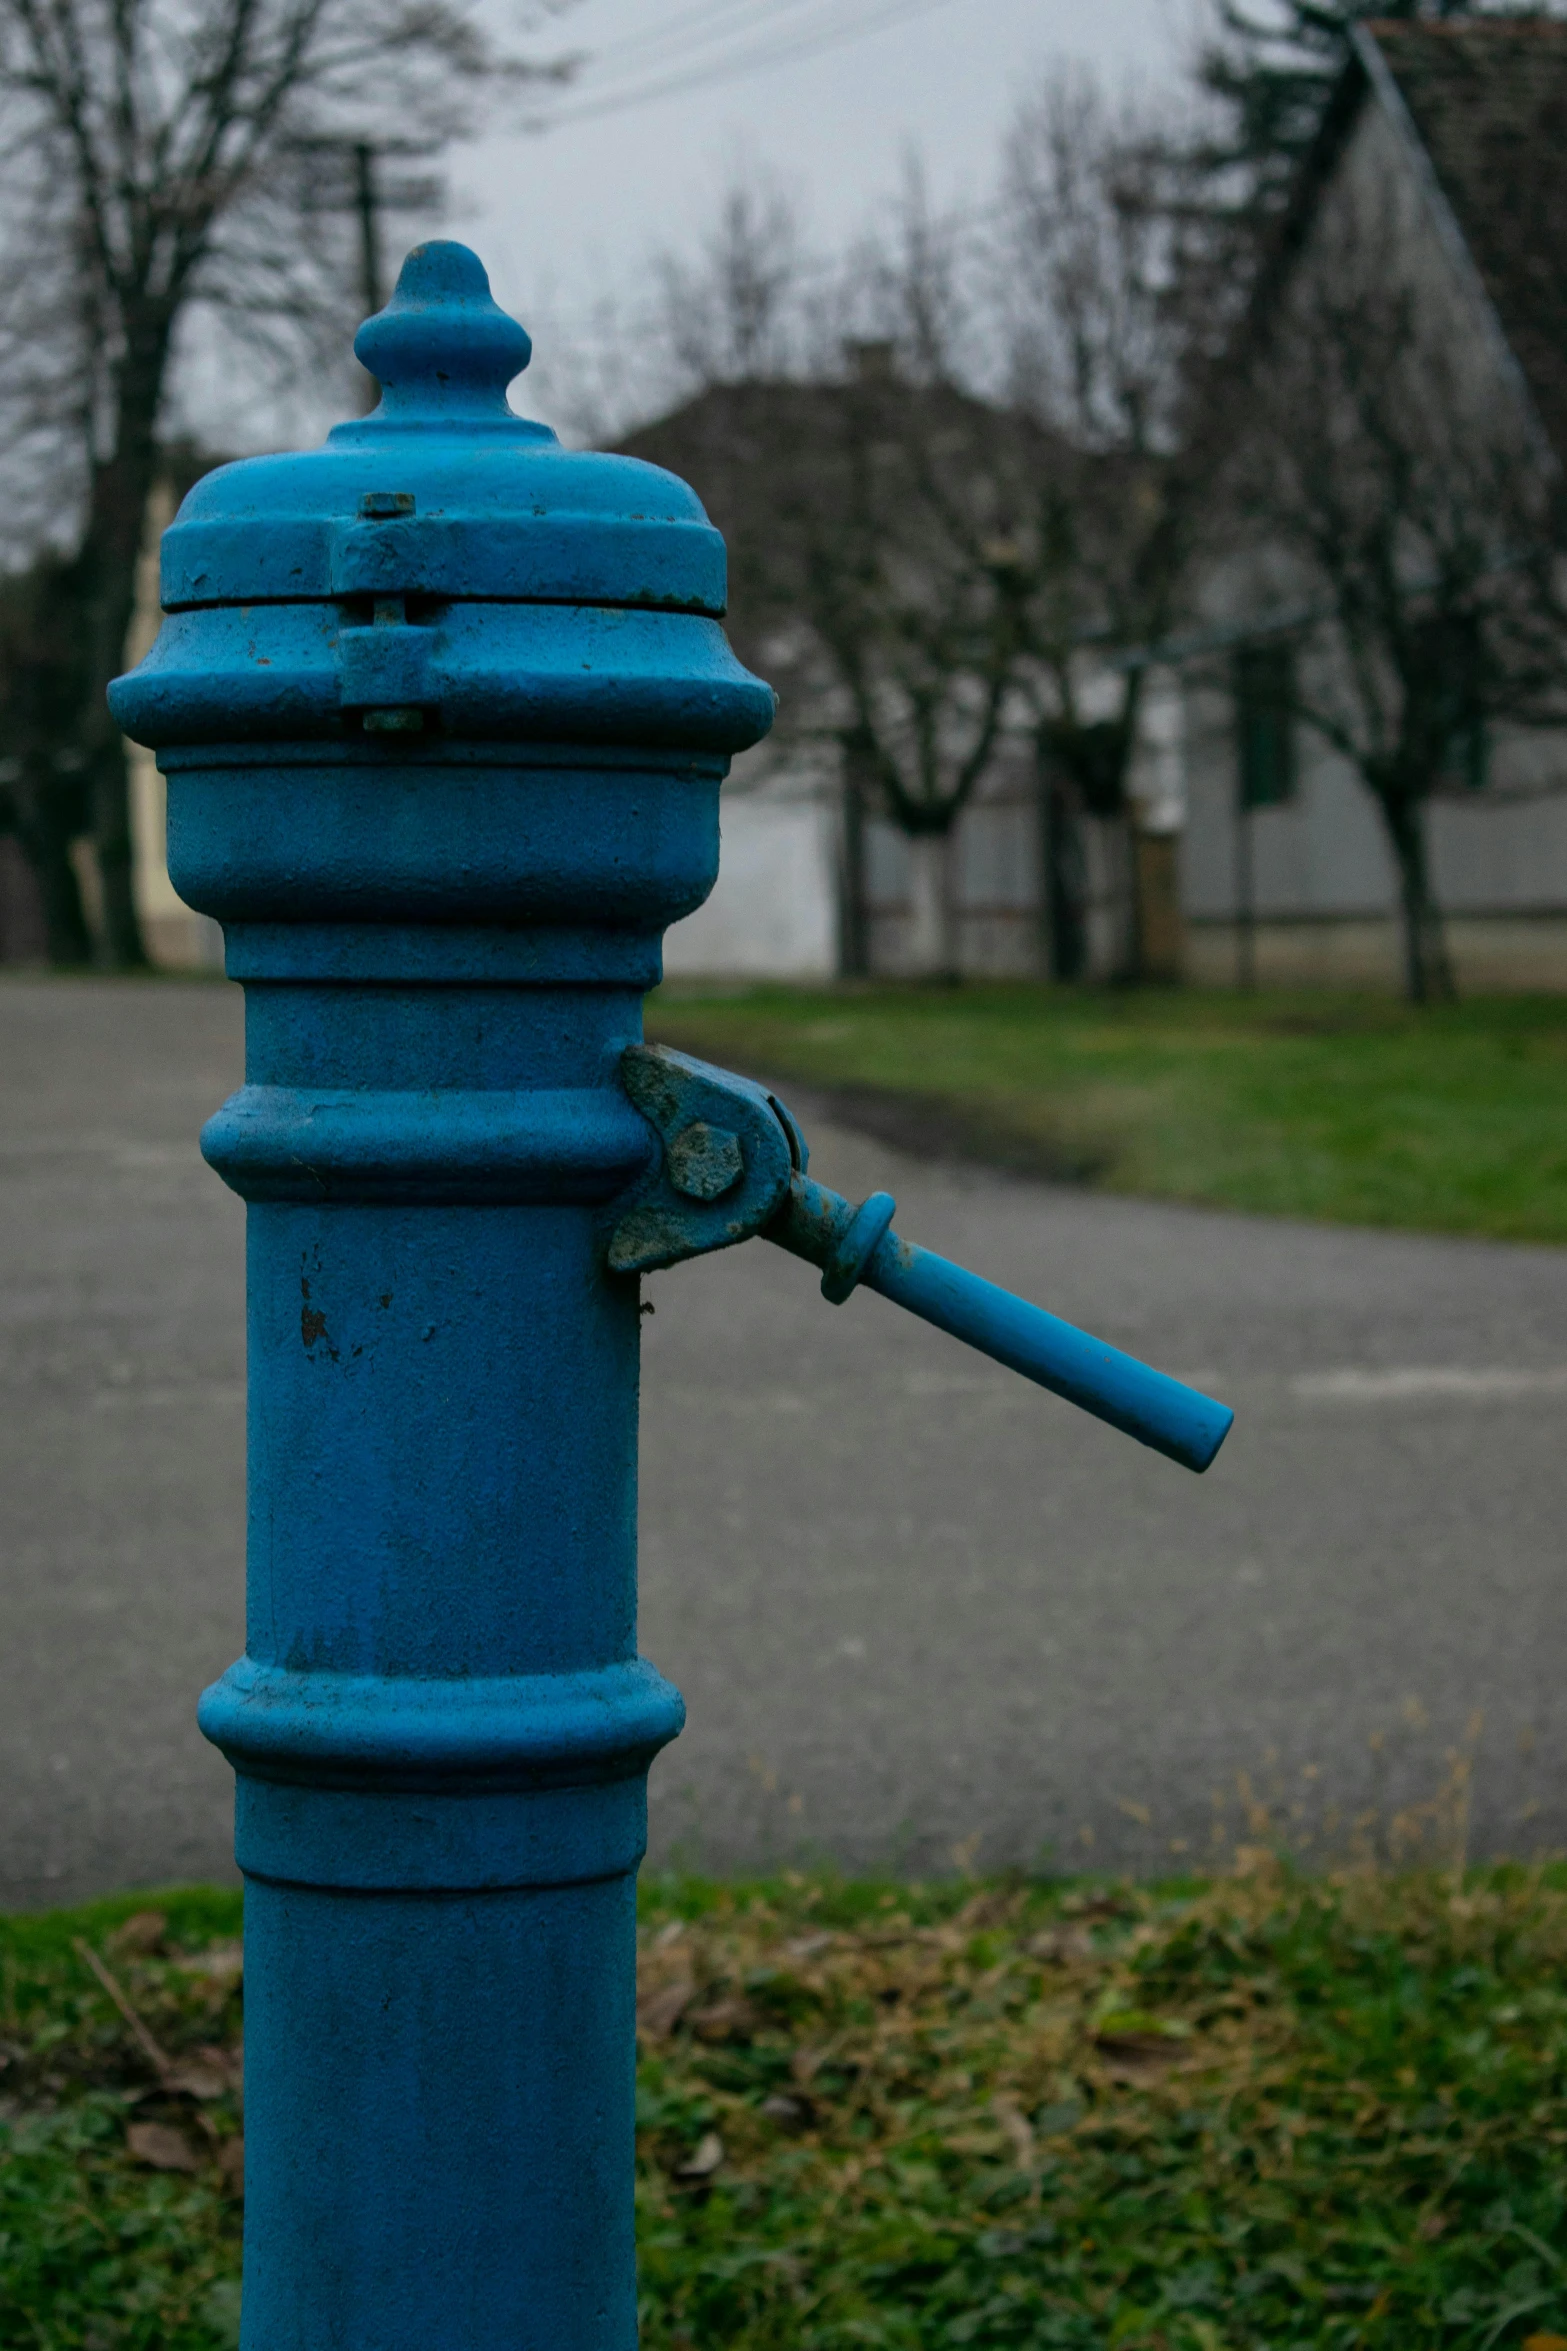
[3,977,1566,1908]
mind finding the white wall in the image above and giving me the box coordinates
[1183,663,1567,927]
[125,481,222,969]
[1431,787,1567,912]
[662,789,839,978]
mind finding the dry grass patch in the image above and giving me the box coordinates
[632,1863,1567,2349]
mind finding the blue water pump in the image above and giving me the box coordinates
[110,241,1231,2351]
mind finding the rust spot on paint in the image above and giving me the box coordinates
[300,1275,330,1352]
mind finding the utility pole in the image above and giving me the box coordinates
[355,142,386,313]
[287,135,442,406]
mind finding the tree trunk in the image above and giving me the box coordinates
[1134,830,1184,983]
[79,539,150,963]
[1234,802,1256,993]
[73,318,176,969]
[905,830,958,981]
[838,761,870,978]
[1039,757,1087,983]
[1378,789,1455,1004]
[14,756,91,964]
[1114,813,1143,984]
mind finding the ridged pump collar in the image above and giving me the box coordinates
[155,241,729,615]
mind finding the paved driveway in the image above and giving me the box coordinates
[3,978,1565,1905]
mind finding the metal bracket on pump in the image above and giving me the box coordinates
[610,1044,1235,1475]
[609,1046,798,1274]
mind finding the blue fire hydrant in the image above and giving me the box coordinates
[110,243,1231,2351]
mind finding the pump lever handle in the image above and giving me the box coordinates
[766,1173,1232,1475]
[609,1043,1233,1474]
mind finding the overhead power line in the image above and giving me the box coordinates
[528,0,962,133]
[583,0,816,77]
[550,0,819,103]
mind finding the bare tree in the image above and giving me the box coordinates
[0,0,572,963]
[614,114,1214,984]
[620,175,1040,980]
[996,70,1212,978]
[787,373,1036,981]
[626,371,1038,980]
[653,177,805,394]
[1226,160,1567,1001]
[1195,0,1468,242]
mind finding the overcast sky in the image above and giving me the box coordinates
[468,0,1190,424]
[193,0,1195,449]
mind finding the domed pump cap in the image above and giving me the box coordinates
[110,240,776,755]
[150,241,732,616]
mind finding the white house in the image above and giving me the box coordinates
[1179,16,1567,991]
[106,30,1567,1000]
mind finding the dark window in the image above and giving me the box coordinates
[1234,643,1296,809]
[1443,715,1489,793]
[1417,615,1489,793]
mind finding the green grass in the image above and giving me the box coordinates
[10,1869,1567,2347]
[646,984,1567,1244]
[0,1889,244,2351]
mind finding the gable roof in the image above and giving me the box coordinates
[1365,17,1567,461]
[615,375,1055,672]
[1271,18,1567,464]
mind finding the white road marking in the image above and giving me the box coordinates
[1292,1367,1567,1402]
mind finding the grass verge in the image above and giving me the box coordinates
[647,984,1567,1244]
[7,1868,1567,2346]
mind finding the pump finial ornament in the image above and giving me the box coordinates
[354,240,533,420]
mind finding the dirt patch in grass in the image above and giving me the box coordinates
[764,1078,1115,1187]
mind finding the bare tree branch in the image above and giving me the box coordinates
[0,0,574,962]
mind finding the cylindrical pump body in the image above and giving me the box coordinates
[109,242,773,2351]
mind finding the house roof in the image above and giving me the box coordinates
[615,375,1053,672]
[1365,18,1567,461]
[1277,18,1567,464]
